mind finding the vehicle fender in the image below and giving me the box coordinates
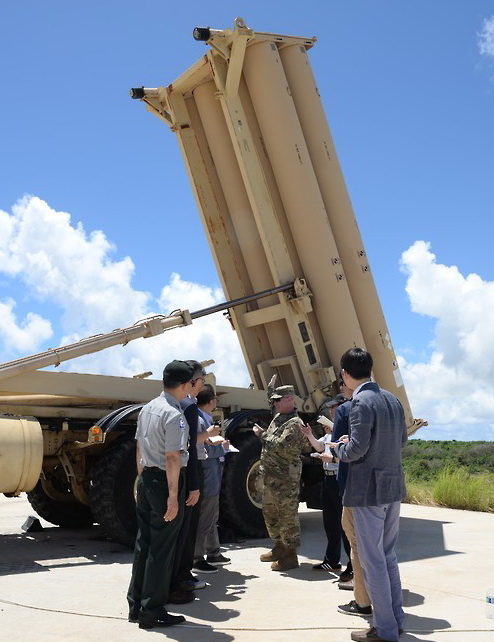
[97,404,144,434]
[223,408,271,440]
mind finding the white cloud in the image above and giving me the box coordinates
[0,298,52,353]
[399,241,494,439]
[67,274,250,386]
[0,196,249,386]
[478,15,494,57]
[1,196,150,336]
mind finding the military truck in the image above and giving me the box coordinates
[0,18,423,547]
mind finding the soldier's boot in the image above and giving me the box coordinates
[260,540,285,562]
[270,547,299,571]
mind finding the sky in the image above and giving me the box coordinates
[1,2,494,440]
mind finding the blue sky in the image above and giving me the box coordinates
[1,2,494,439]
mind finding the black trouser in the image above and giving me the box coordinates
[171,463,204,586]
[127,467,186,623]
[322,473,352,568]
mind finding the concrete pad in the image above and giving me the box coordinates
[0,495,493,641]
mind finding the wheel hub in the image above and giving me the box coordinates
[245,460,263,509]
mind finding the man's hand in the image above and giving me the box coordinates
[299,422,312,437]
[164,496,179,522]
[252,423,264,437]
[325,440,345,449]
[185,489,200,507]
[319,452,334,463]
[337,435,349,444]
[206,423,221,438]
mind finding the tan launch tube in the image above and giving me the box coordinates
[180,95,273,387]
[279,44,412,424]
[193,82,294,359]
[237,79,330,367]
[242,41,365,371]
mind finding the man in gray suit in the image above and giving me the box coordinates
[333,348,407,642]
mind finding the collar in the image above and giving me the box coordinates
[161,390,182,410]
[352,380,373,397]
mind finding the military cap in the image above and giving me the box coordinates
[162,360,195,384]
[270,385,295,400]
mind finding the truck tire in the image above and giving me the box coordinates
[27,481,94,529]
[220,431,267,538]
[90,436,137,547]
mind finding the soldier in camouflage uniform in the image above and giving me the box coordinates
[253,381,307,571]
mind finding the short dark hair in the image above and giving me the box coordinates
[186,359,206,378]
[197,383,215,406]
[340,347,373,380]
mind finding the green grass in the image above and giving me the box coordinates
[404,465,494,513]
[432,466,494,512]
[401,440,494,512]
[404,476,435,507]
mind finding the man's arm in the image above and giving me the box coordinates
[164,450,182,521]
[197,423,221,443]
[336,399,372,463]
[400,407,408,447]
[332,403,349,442]
[135,442,143,476]
[183,403,200,505]
[299,423,324,452]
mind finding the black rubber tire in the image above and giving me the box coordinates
[90,437,138,547]
[27,481,94,529]
[220,431,268,538]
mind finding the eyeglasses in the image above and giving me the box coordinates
[190,376,205,385]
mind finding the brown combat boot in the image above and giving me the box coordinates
[270,546,299,571]
[260,540,285,562]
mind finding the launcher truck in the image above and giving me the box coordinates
[0,18,423,547]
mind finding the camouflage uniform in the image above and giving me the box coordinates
[259,389,306,549]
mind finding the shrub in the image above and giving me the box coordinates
[432,466,494,512]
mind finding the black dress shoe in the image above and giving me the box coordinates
[128,613,138,623]
[167,588,196,604]
[138,613,185,629]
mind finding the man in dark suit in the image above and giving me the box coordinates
[333,348,407,642]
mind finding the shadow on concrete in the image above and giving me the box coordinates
[0,505,461,578]
[401,590,453,638]
[297,507,462,564]
[397,515,461,562]
[146,623,235,642]
[403,612,451,635]
[0,524,131,576]
[191,569,259,606]
[402,588,425,607]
